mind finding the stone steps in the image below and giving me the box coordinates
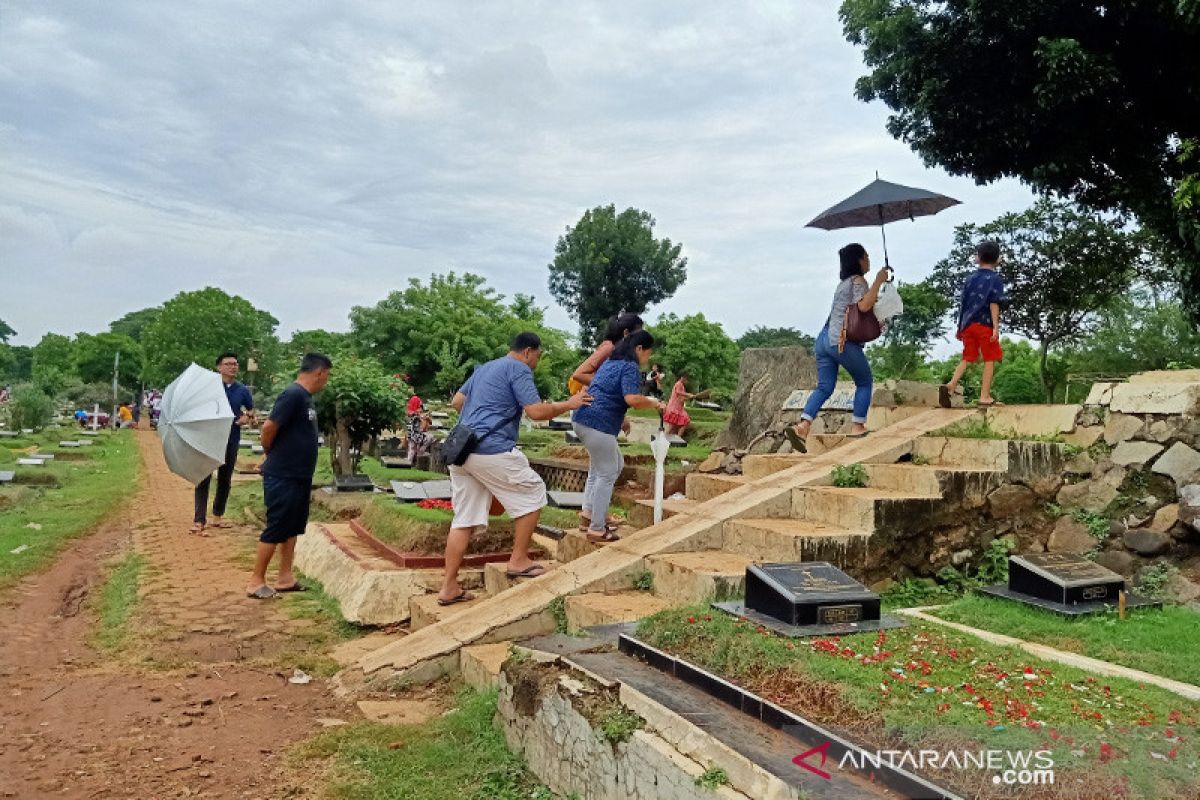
[722,517,871,564]
[791,486,941,531]
[564,591,671,631]
[409,591,490,630]
[484,560,562,595]
[684,473,748,502]
[460,642,511,690]
[645,550,755,604]
[629,495,701,527]
[864,462,1004,499]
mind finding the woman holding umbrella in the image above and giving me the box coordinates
[785,243,889,452]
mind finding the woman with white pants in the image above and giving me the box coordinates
[572,330,664,543]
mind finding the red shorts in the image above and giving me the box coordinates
[959,323,1003,363]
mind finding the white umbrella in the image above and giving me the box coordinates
[650,414,671,525]
[158,363,234,485]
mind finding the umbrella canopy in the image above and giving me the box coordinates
[649,415,671,525]
[805,178,960,267]
[158,363,235,485]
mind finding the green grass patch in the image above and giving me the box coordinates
[355,456,443,485]
[357,496,571,554]
[95,551,145,652]
[283,573,366,643]
[638,606,1200,799]
[0,429,141,592]
[931,594,1200,686]
[292,688,555,800]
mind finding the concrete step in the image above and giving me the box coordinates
[460,642,510,690]
[646,550,754,604]
[484,560,561,595]
[911,436,1010,469]
[629,496,700,528]
[865,462,1004,501]
[410,591,489,630]
[741,453,810,480]
[684,473,748,502]
[564,592,672,631]
[531,531,560,560]
[555,530,606,563]
[791,486,940,532]
[723,517,871,564]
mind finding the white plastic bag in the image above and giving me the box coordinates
[874,279,905,322]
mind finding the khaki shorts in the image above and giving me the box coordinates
[448,449,547,529]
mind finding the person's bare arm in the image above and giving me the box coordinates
[524,391,592,421]
[570,343,612,386]
[260,419,279,453]
[857,271,889,312]
[990,302,1001,341]
[625,394,666,411]
[451,392,466,412]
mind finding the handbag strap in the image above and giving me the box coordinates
[469,406,525,448]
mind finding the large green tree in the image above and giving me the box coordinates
[868,279,951,380]
[1067,292,1200,375]
[315,357,408,476]
[0,318,15,344]
[650,313,740,394]
[736,326,815,351]
[143,288,281,388]
[928,200,1140,400]
[109,307,162,342]
[75,332,143,390]
[840,0,1200,320]
[284,329,352,369]
[350,273,573,398]
[548,205,687,345]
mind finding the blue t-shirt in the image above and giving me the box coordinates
[957,268,1007,331]
[223,380,254,443]
[573,359,642,436]
[260,383,318,480]
[458,356,542,456]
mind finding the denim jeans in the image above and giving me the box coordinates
[801,327,873,424]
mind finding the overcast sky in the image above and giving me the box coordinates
[0,1,1036,350]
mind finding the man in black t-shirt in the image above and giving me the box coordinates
[246,352,332,599]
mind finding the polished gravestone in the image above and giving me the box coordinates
[389,479,453,502]
[331,474,375,492]
[666,434,688,447]
[0,431,18,438]
[0,471,14,483]
[547,419,572,432]
[979,553,1160,616]
[16,458,44,466]
[26,453,53,461]
[547,490,585,509]
[716,561,904,637]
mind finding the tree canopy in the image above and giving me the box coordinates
[840,0,1200,320]
[75,332,143,390]
[315,357,408,475]
[350,272,573,399]
[651,313,740,394]
[143,288,281,388]
[736,326,815,351]
[109,307,162,343]
[868,280,952,380]
[0,318,14,344]
[548,205,687,345]
[927,199,1140,399]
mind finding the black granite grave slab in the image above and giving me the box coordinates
[977,553,1161,616]
[745,562,881,626]
[548,419,572,431]
[666,434,688,446]
[564,431,581,445]
[977,585,1161,616]
[714,601,906,638]
[332,474,375,492]
[547,490,584,509]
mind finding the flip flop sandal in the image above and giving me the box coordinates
[209,520,233,529]
[977,400,1005,407]
[275,583,307,593]
[505,563,548,579]
[436,590,476,607]
[586,529,621,544]
[783,427,808,453]
[189,524,210,537]
[247,586,277,600]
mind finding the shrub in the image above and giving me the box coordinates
[831,463,868,488]
[8,383,55,430]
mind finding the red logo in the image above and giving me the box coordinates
[793,741,833,780]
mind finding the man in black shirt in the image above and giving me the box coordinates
[246,352,332,599]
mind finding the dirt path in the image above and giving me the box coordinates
[0,429,356,799]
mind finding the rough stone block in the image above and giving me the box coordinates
[1152,443,1200,485]
[1085,382,1117,406]
[1111,440,1165,468]
[1123,528,1171,556]
[564,592,671,630]
[1148,503,1180,534]
[1128,369,1200,384]
[1056,471,1122,512]
[1047,517,1097,554]
[986,484,1037,519]
[1095,549,1137,576]
[1110,382,1200,416]
[646,550,753,604]
[1104,413,1145,444]
[460,642,511,690]
[1180,484,1200,533]
[356,699,441,724]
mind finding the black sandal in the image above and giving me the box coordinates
[505,563,548,579]
[437,590,476,606]
[783,426,807,453]
[586,529,621,544]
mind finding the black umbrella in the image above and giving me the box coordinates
[805,177,960,268]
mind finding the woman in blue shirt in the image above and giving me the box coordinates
[572,330,665,542]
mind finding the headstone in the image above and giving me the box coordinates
[694,400,721,411]
[59,441,81,448]
[16,458,43,466]
[391,480,428,502]
[429,411,450,420]
[0,471,14,483]
[564,431,581,445]
[239,441,253,449]
[79,431,100,437]
[979,553,1160,615]
[420,480,453,500]
[26,453,53,461]
[76,439,94,447]
[548,419,572,432]
[666,434,688,447]
[547,491,585,509]
[251,445,264,454]
[0,431,17,438]
[380,456,414,469]
[715,561,904,637]
[332,474,375,492]
[713,346,817,450]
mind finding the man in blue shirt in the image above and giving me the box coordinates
[193,351,255,534]
[437,332,591,606]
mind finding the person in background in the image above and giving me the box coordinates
[406,410,433,462]
[131,394,141,427]
[193,352,254,535]
[572,330,664,542]
[437,332,590,606]
[247,352,332,599]
[569,313,644,395]
[663,370,694,435]
[785,243,888,452]
[74,408,89,428]
[406,391,423,418]
[644,363,664,399]
[940,240,1008,408]
[117,403,133,428]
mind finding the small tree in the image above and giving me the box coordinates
[736,326,815,351]
[868,280,951,380]
[75,332,143,390]
[8,384,55,430]
[928,199,1140,400]
[549,205,687,345]
[315,358,408,476]
[651,313,740,394]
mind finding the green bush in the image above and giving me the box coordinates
[8,383,55,430]
[831,463,868,488]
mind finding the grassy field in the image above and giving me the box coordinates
[0,428,141,592]
[638,606,1200,800]
[95,551,146,652]
[931,594,1200,686]
[293,689,557,800]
